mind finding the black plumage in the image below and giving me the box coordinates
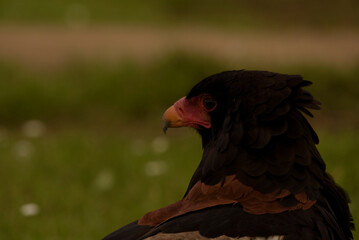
[104,70,354,240]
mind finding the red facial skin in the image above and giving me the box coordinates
[162,95,213,132]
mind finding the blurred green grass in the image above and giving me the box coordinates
[0,54,358,124]
[0,0,358,29]
[0,126,203,239]
[1,128,358,239]
[0,54,358,239]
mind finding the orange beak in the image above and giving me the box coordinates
[162,105,184,133]
[162,96,211,133]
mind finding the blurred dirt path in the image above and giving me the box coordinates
[0,25,358,70]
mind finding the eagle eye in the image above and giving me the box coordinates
[202,96,217,112]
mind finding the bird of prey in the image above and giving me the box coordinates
[104,70,354,240]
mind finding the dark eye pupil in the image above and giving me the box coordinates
[203,98,216,111]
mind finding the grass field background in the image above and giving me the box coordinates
[0,0,358,29]
[0,0,358,239]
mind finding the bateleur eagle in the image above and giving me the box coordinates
[104,70,354,240]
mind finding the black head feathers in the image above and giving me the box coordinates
[187,70,321,147]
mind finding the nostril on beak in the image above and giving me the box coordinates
[177,106,184,117]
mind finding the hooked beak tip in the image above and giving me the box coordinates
[162,119,169,134]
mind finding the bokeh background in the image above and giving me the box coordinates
[0,1,358,239]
